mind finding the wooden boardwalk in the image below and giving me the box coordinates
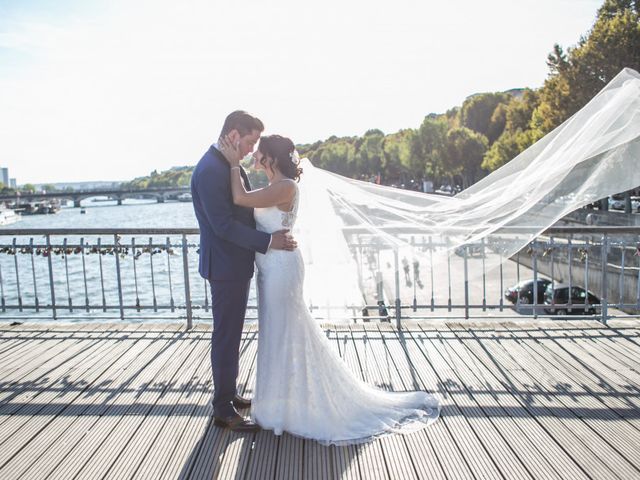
[0,319,639,479]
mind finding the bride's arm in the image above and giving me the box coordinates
[219,135,296,209]
[229,168,296,208]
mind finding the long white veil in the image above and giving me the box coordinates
[294,68,640,320]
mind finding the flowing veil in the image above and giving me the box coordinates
[292,68,640,320]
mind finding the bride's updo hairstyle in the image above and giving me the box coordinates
[257,135,303,182]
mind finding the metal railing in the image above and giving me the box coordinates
[0,227,637,327]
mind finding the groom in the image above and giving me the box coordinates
[191,110,296,432]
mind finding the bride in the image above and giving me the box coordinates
[218,134,440,445]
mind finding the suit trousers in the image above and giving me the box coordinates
[209,278,251,417]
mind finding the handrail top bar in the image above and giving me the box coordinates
[341,225,640,234]
[0,228,201,235]
[0,225,638,236]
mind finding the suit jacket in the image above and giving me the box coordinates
[191,145,271,281]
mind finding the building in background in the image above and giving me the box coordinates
[9,179,16,188]
[0,168,8,187]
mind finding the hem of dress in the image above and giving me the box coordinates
[255,402,441,447]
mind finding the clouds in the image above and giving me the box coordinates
[0,0,601,183]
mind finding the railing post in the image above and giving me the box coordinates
[13,238,22,312]
[393,247,401,329]
[0,262,6,313]
[532,241,538,320]
[601,233,608,324]
[114,234,125,320]
[46,234,57,320]
[182,234,193,330]
[463,245,469,320]
[30,238,39,312]
[429,236,435,312]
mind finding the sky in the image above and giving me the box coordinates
[0,0,604,184]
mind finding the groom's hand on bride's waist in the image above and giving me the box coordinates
[269,229,297,251]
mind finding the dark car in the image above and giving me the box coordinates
[504,279,552,305]
[543,283,600,315]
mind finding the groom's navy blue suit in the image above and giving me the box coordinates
[191,145,270,417]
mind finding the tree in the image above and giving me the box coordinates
[22,183,36,193]
[354,131,385,176]
[410,117,448,181]
[460,92,511,142]
[445,128,489,187]
[482,129,537,171]
[382,130,413,182]
[532,0,640,134]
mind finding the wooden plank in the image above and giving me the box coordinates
[0,323,105,386]
[0,326,54,357]
[1,320,638,480]
[304,437,334,480]
[213,329,260,480]
[340,327,387,480]
[275,432,304,480]
[479,322,640,479]
[124,331,250,478]
[376,329,508,478]
[127,327,214,479]
[571,320,640,366]
[522,323,640,434]
[555,321,640,389]
[0,325,150,465]
[33,325,185,479]
[157,327,257,479]
[378,324,475,480]
[97,329,210,479]
[428,325,553,480]
[443,322,591,480]
[356,325,417,480]
[5,325,198,479]
[494,322,640,473]
[0,324,128,414]
[331,326,363,480]
[245,429,280,479]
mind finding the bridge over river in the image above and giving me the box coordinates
[0,186,191,207]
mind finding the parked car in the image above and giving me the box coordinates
[504,279,551,305]
[608,194,625,210]
[543,283,600,315]
[608,194,640,211]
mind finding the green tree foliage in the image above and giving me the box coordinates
[445,128,489,187]
[409,116,448,179]
[532,0,640,134]
[460,92,511,143]
[123,166,192,189]
[482,90,541,170]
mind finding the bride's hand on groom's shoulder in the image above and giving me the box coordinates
[270,229,297,251]
[218,135,242,166]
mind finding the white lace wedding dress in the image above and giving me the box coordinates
[251,184,440,445]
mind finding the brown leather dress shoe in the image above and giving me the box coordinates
[232,394,252,409]
[213,413,260,432]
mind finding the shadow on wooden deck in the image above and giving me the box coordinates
[0,319,639,479]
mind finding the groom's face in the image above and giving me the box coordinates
[233,129,261,158]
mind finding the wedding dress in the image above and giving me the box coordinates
[251,183,440,445]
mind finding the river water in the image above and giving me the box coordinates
[0,199,229,323]
[9,199,198,230]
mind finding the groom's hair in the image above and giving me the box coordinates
[220,110,264,137]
